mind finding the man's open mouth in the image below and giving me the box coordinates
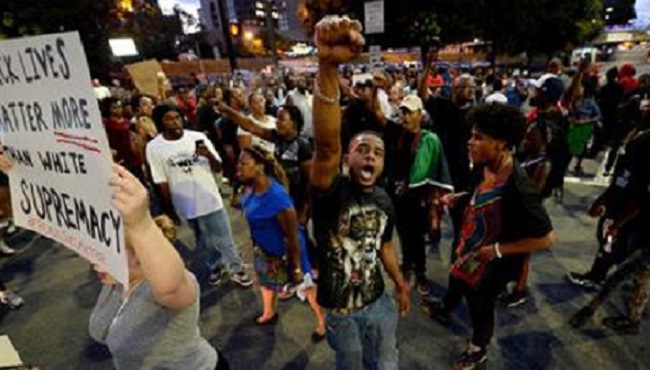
[360,165,375,182]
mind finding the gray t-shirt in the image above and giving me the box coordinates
[89,275,217,370]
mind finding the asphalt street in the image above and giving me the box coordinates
[1,154,649,370]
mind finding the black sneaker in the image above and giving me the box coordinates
[566,272,602,290]
[453,347,487,370]
[503,291,528,308]
[209,267,227,286]
[416,276,430,296]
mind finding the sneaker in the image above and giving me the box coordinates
[231,271,253,288]
[0,241,15,256]
[416,277,430,296]
[453,346,487,370]
[504,291,528,308]
[0,290,24,309]
[209,267,227,286]
[566,272,602,290]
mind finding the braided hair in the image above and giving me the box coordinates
[242,145,290,190]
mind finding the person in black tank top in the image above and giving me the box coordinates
[501,120,553,308]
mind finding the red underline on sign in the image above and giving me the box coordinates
[54,131,99,143]
[56,139,101,154]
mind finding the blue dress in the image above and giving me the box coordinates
[242,180,311,291]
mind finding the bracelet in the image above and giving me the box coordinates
[313,75,340,105]
[493,242,503,259]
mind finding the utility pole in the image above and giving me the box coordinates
[217,0,238,72]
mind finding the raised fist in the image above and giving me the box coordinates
[315,15,365,65]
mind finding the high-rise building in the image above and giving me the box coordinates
[199,0,307,54]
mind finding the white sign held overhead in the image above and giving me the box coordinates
[364,1,385,34]
[0,32,128,288]
[369,45,381,65]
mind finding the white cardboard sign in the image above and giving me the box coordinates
[0,32,128,287]
[364,1,385,34]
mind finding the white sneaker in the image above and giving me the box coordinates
[0,290,24,309]
[0,241,15,256]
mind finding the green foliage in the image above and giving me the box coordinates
[0,0,186,78]
[298,0,606,60]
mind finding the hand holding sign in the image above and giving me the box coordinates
[0,150,13,174]
[109,164,151,234]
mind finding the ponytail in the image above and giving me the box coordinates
[243,145,290,190]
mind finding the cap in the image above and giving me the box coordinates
[539,76,564,102]
[399,95,423,112]
[485,93,508,105]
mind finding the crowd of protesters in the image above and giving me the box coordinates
[1,14,649,370]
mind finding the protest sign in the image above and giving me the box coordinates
[125,59,164,97]
[0,32,128,287]
[364,1,385,34]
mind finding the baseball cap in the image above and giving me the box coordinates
[399,95,423,112]
[538,76,564,102]
[485,93,508,105]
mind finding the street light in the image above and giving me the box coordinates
[606,7,613,12]
[244,31,254,41]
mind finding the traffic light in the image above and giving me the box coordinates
[230,23,240,36]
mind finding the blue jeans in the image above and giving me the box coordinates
[187,209,243,273]
[325,292,399,370]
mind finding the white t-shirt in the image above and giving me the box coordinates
[286,89,313,138]
[377,88,394,119]
[146,130,224,219]
[237,115,277,153]
[94,86,111,100]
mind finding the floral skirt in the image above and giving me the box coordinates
[253,246,289,292]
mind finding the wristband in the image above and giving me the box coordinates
[494,242,503,259]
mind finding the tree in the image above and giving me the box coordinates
[298,0,604,64]
[1,0,116,78]
[0,1,189,78]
